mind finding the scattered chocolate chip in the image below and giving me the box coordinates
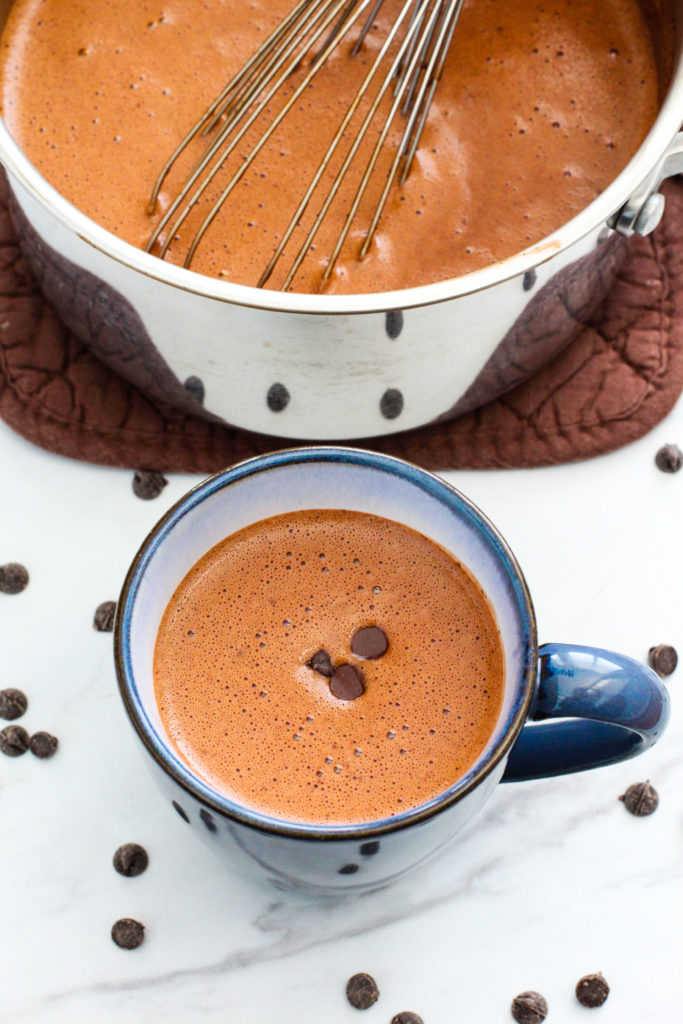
[649,644,677,677]
[523,269,537,291]
[360,840,380,856]
[0,563,29,595]
[391,1013,424,1024]
[575,973,609,1008]
[0,688,28,721]
[183,375,205,405]
[93,600,117,632]
[330,664,364,701]
[111,918,145,949]
[267,382,290,412]
[655,443,683,473]
[511,991,548,1024]
[338,863,359,875]
[29,731,59,759]
[619,780,659,816]
[0,724,29,757]
[346,973,379,1010]
[351,626,388,660]
[113,843,149,877]
[132,469,168,500]
[307,649,334,677]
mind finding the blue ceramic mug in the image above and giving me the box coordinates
[114,448,670,892]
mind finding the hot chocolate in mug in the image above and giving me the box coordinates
[114,448,670,892]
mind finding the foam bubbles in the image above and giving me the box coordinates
[154,510,505,825]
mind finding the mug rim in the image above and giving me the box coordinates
[114,446,538,841]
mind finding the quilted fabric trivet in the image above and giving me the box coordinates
[0,178,682,472]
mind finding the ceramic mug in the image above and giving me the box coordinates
[114,448,670,892]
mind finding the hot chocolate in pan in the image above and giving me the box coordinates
[0,0,658,292]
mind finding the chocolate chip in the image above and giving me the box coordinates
[575,973,609,1008]
[655,443,683,473]
[93,600,117,632]
[346,973,379,1010]
[649,644,677,677]
[0,563,29,595]
[391,1013,424,1024]
[113,843,149,877]
[183,376,205,405]
[132,469,168,500]
[619,780,658,816]
[111,918,145,949]
[29,731,59,759]
[511,991,548,1023]
[307,649,334,677]
[351,626,388,660]
[338,863,359,875]
[0,724,29,757]
[330,664,364,701]
[523,269,537,291]
[0,688,28,721]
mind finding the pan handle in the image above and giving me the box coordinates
[611,129,683,238]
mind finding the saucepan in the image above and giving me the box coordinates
[0,0,681,440]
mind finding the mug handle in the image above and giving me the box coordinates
[502,643,671,782]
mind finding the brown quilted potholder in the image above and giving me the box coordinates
[1,179,682,472]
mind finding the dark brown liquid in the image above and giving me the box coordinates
[153,510,505,825]
[0,0,658,293]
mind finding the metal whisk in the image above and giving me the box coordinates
[146,0,465,289]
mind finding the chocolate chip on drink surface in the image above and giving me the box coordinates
[351,626,388,659]
[329,663,364,701]
[307,649,334,677]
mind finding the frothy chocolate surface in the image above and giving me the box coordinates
[0,0,658,293]
[153,510,504,825]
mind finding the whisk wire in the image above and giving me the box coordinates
[323,0,446,282]
[147,0,463,287]
[147,0,361,258]
[259,0,420,288]
[183,0,378,269]
[147,0,315,212]
[202,0,321,136]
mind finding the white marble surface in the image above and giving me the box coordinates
[1,401,681,1024]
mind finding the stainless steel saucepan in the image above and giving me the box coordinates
[0,0,681,440]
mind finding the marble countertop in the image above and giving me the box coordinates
[1,402,681,1024]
